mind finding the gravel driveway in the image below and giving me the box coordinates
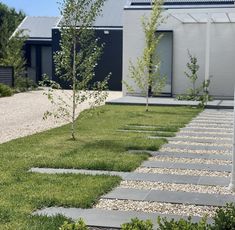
[0,89,122,144]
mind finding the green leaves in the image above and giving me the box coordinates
[50,0,109,139]
[124,0,165,111]
[59,219,89,230]
[0,83,13,97]
[184,50,200,98]
[0,2,25,60]
[122,218,154,230]
[0,29,27,81]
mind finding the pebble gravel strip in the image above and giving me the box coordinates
[169,141,231,147]
[95,199,217,217]
[149,156,232,165]
[135,167,231,177]
[120,181,235,195]
[161,147,231,155]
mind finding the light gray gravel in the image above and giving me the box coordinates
[120,181,235,195]
[95,199,217,217]
[0,89,122,144]
[135,167,231,177]
[149,156,232,165]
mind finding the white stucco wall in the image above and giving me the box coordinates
[123,7,235,99]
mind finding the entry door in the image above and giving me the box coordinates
[153,31,173,96]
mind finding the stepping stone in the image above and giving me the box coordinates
[192,119,233,124]
[142,161,231,172]
[129,150,232,161]
[199,113,233,116]
[192,118,232,121]
[178,132,232,138]
[163,143,232,152]
[118,129,172,136]
[196,117,233,121]
[168,137,232,144]
[34,207,208,229]
[103,188,235,207]
[30,168,230,186]
[200,113,233,116]
[126,125,167,129]
[155,151,232,160]
[189,124,232,129]
[181,127,232,133]
[118,129,157,133]
[30,167,128,177]
[148,136,169,140]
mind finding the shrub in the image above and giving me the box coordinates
[59,219,89,230]
[0,83,13,97]
[210,203,235,230]
[14,76,37,92]
[121,218,153,230]
[157,216,209,230]
[182,50,200,100]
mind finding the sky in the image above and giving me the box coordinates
[1,0,61,16]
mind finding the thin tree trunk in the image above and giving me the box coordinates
[146,87,149,112]
[193,82,196,97]
[71,40,76,140]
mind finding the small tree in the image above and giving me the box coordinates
[184,50,200,98]
[0,30,27,80]
[124,0,165,112]
[0,2,25,60]
[43,0,109,140]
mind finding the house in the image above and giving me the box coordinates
[15,0,125,91]
[14,0,235,98]
[52,0,125,90]
[13,16,60,82]
[123,0,235,99]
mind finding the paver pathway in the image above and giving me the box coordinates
[33,109,235,228]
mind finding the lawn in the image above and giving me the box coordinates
[0,105,201,229]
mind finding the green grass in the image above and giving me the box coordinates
[0,105,201,229]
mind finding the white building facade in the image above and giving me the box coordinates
[123,0,235,99]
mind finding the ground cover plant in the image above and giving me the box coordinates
[0,105,200,229]
[177,50,212,107]
[0,83,13,97]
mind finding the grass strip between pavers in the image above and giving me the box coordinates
[0,105,200,229]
